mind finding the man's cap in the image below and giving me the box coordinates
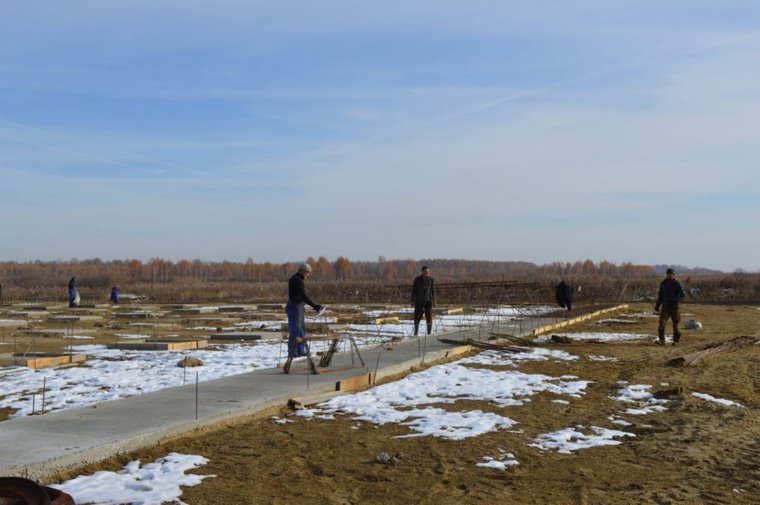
[298,262,312,273]
[421,265,430,271]
[666,268,675,275]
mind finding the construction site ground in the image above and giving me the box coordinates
[5,302,760,504]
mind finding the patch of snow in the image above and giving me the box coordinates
[52,453,213,505]
[476,450,519,470]
[530,425,635,454]
[692,392,744,408]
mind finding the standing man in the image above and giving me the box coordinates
[411,266,435,336]
[654,268,686,345]
[68,276,77,308]
[110,286,120,304]
[286,263,323,358]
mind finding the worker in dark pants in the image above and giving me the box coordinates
[286,263,323,358]
[655,268,686,345]
[411,266,435,336]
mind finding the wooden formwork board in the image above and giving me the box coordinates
[529,304,630,336]
[0,353,87,369]
[434,307,464,315]
[106,340,209,351]
[445,345,472,358]
[335,372,372,392]
[372,316,400,325]
[115,313,150,319]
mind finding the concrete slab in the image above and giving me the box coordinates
[0,315,561,480]
[0,319,27,327]
[115,312,150,319]
[47,316,80,323]
[217,306,250,313]
[106,340,209,351]
[207,333,263,341]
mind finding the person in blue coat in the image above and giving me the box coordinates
[68,277,77,307]
[110,286,120,304]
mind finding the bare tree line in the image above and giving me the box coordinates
[1,257,756,305]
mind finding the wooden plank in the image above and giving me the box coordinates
[0,353,87,369]
[445,345,472,358]
[434,307,464,315]
[335,373,372,392]
[530,304,629,336]
[373,316,400,325]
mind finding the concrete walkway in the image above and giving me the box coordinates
[0,317,553,480]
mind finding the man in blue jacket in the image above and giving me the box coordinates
[655,268,686,345]
[68,276,77,307]
[286,263,323,358]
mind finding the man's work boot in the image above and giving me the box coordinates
[413,324,419,336]
[427,324,432,335]
[657,331,665,345]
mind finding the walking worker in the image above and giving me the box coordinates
[110,286,120,304]
[68,276,77,308]
[286,263,323,359]
[654,268,686,345]
[411,265,435,336]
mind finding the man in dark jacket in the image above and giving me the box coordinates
[411,266,435,336]
[655,268,686,345]
[286,263,323,358]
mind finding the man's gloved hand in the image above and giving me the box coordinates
[654,305,660,314]
[314,304,324,313]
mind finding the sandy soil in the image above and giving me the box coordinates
[42,303,760,504]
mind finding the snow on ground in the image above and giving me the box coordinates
[459,347,579,367]
[476,449,519,470]
[113,333,153,340]
[530,425,636,454]
[296,349,591,440]
[52,453,213,505]
[610,382,669,416]
[0,342,286,418]
[535,332,653,343]
[588,355,617,362]
[692,392,744,408]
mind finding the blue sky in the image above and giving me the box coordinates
[1,1,759,271]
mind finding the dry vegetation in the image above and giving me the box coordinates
[2,258,760,310]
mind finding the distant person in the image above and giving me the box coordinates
[0,281,3,302]
[68,276,77,307]
[411,266,435,336]
[286,263,323,359]
[555,280,573,311]
[654,268,686,345]
[110,286,120,304]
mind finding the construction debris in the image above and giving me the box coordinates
[177,357,203,368]
[550,334,573,344]
[438,338,528,353]
[684,320,703,330]
[666,336,759,367]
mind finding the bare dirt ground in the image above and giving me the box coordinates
[41,302,760,505]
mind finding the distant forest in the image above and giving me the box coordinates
[0,257,724,287]
[3,257,754,305]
